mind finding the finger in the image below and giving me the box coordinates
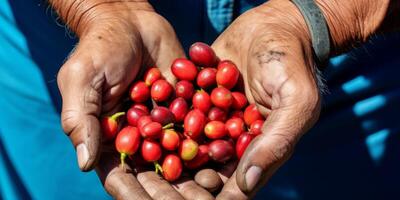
[235,37,321,195]
[173,173,215,200]
[139,15,185,85]
[96,152,152,200]
[194,160,237,193]
[236,126,295,195]
[194,169,223,193]
[216,172,248,200]
[136,170,184,200]
[57,48,103,171]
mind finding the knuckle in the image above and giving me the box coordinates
[60,109,80,136]
[56,65,67,89]
[283,79,320,116]
[294,83,321,121]
[298,83,320,107]
[57,59,90,89]
[63,59,89,76]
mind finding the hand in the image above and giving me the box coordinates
[210,0,322,198]
[207,0,400,198]
[56,2,213,199]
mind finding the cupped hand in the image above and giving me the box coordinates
[56,2,213,199]
[209,0,322,198]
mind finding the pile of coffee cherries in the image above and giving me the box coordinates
[102,42,265,182]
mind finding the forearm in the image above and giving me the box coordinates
[315,0,400,54]
[48,0,152,36]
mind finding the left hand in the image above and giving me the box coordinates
[208,0,322,198]
[55,1,214,199]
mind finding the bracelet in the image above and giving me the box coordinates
[291,0,331,65]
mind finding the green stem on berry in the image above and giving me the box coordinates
[120,153,127,169]
[154,161,163,174]
[162,123,174,129]
[111,112,125,121]
[196,88,205,93]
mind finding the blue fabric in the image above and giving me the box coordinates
[1,0,399,199]
[206,0,234,33]
[0,1,109,200]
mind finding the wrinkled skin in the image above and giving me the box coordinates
[56,2,216,200]
[56,1,320,199]
[55,0,394,198]
[209,0,399,198]
[210,1,321,199]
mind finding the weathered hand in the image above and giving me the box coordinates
[55,1,213,199]
[210,0,322,198]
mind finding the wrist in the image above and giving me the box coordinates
[49,0,153,36]
[255,0,311,49]
[314,0,395,54]
[261,0,398,56]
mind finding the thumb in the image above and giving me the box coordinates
[236,43,321,194]
[235,108,302,193]
[57,46,104,172]
[57,21,144,171]
[236,100,320,194]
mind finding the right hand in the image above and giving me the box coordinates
[210,1,321,198]
[56,1,214,199]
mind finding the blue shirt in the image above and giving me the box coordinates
[0,0,399,199]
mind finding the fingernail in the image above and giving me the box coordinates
[77,143,89,170]
[245,166,262,191]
